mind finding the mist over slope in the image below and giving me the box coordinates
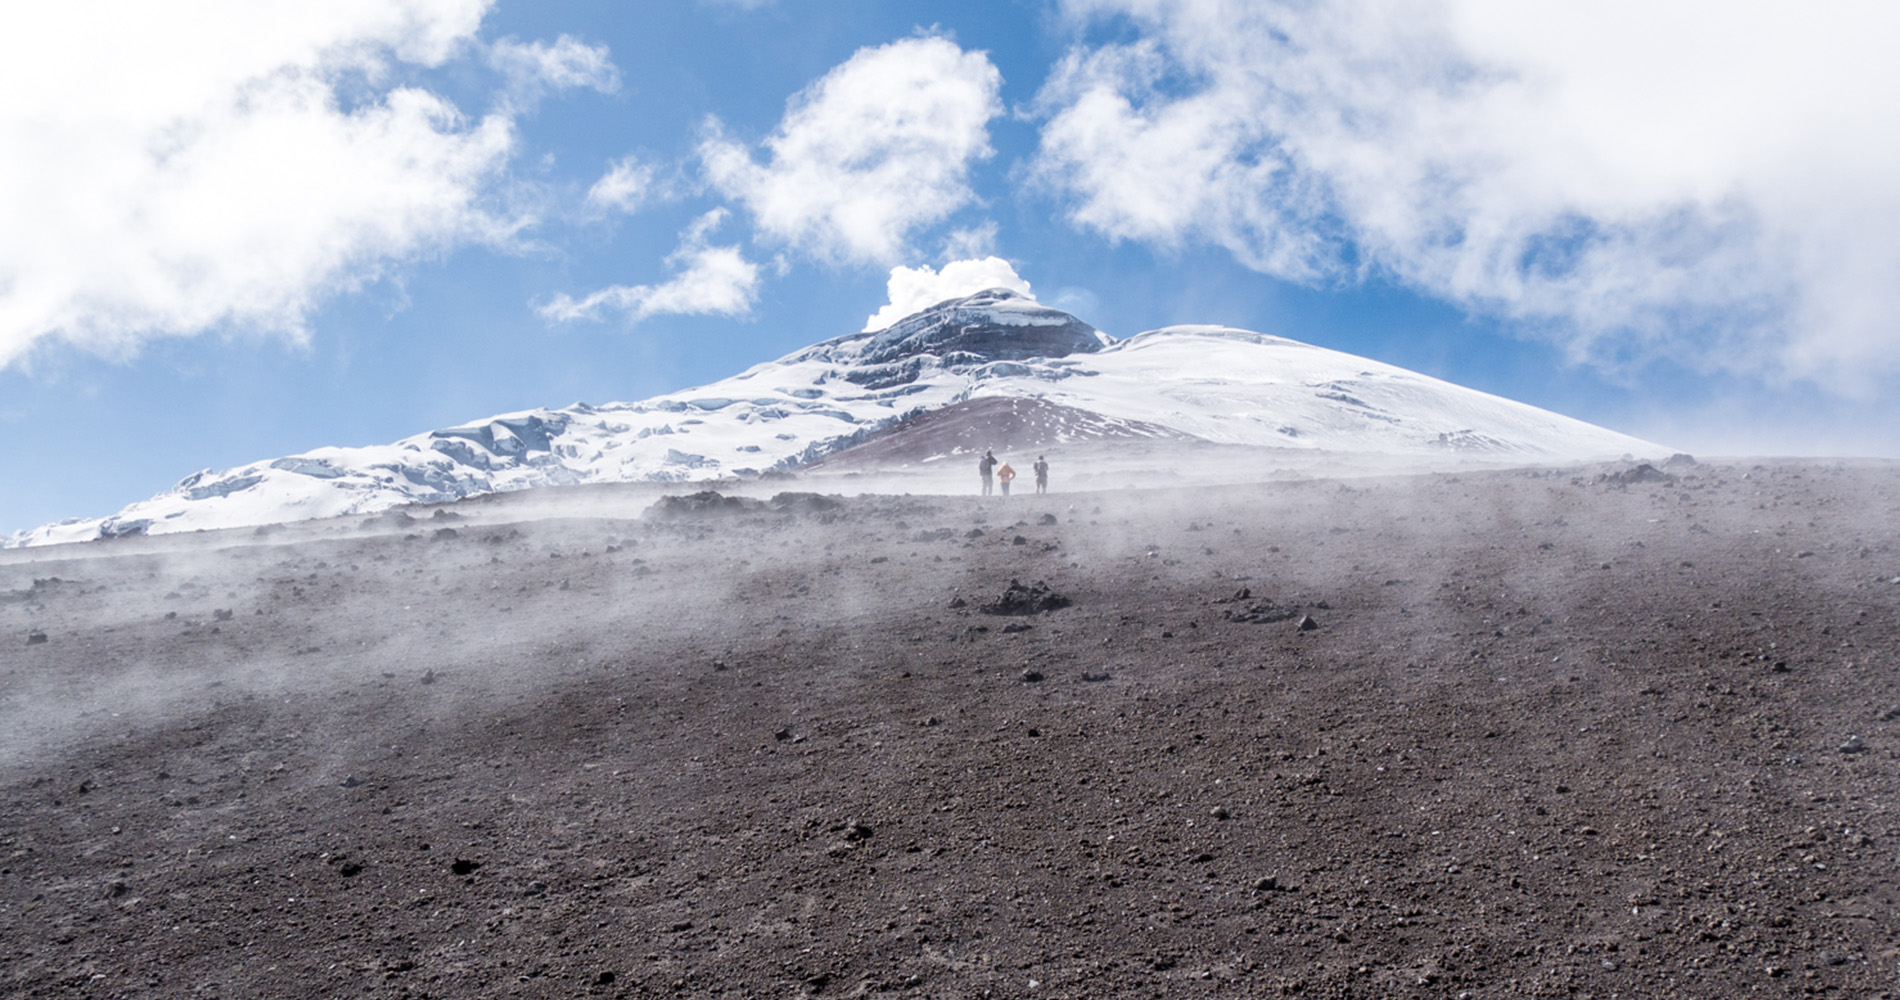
[5,460,1898,996]
[10,290,1663,547]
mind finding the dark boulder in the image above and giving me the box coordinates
[980,579,1072,616]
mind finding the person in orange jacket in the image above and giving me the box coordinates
[996,461,1016,496]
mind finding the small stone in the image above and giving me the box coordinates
[1210,806,1229,820]
[1839,735,1866,755]
[1038,513,1057,525]
[26,631,47,645]
[1021,668,1045,683]
[420,669,436,685]
[1297,614,1320,631]
[1253,875,1278,892]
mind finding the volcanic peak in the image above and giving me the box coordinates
[5,290,1668,548]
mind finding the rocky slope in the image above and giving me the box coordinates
[5,460,1898,997]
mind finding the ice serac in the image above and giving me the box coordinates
[5,292,1667,547]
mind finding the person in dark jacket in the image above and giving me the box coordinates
[978,449,997,495]
[1033,455,1049,494]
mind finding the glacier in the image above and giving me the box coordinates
[6,290,1663,547]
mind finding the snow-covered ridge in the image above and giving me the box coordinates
[7,290,1662,547]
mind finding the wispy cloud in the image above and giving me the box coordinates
[700,35,1003,266]
[1033,0,1900,386]
[585,155,660,215]
[487,33,619,111]
[0,1,549,368]
[538,209,760,323]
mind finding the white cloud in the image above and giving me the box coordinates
[701,36,1003,265]
[863,256,1033,331]
[539,210,760,323]
[0,0,537,367]
[1034,0,1900,386]
[586,156,658,214]
[488,34,619,110]
[940,222,1000,262]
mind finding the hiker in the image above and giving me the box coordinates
[997,461,1016,496]
[978,449,997,495]
[1033,455,1049,494]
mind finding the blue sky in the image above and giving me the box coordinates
[4,0,1898,535]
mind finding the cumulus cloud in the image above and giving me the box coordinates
[701,36,1003,265]
[863,256,1034,331]
[539,209,760,323]
[1034,0,1900,385]
[0,0,552,367]
[488,34,619,110]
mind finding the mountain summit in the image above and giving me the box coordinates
[804,288,1109,368]
[8,294,1662,546]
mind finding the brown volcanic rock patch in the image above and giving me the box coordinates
[4,462,1900,997]
[811,395,1189,470]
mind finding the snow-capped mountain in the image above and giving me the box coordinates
[7,290,1662,547]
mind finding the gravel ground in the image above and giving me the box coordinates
[4,459,1899,998]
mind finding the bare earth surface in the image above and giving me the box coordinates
[4,460,1900,998]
